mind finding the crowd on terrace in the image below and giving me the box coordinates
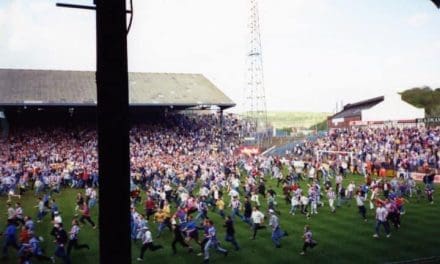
[0,113,242,196]
[289,126,440,176]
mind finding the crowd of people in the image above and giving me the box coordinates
[0,113,438,263]
[290,126,440,176]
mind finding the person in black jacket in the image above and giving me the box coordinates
[171,219,192,255]
[52,224,71,264]
[223,216,240,251]
[243,197,253,226]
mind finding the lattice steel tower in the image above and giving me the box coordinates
[243,0,269,144]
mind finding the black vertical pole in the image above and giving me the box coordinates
[96,0,131,263]
[0,108,8,139]
[220,109,224,152]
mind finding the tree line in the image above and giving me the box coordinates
[400,86,440,117]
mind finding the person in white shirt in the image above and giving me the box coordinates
[373,202,390,238]
[67,219,90,256]
[327,188,336,213]
[137,226,163,261]
[88,188,98,209]
[289,195,300,215]
[7,203,15,222]
[250,206,266,240]
[250,192,260,207]
[335,175,343,191]
[268,209,288,248]
[355,193,367,221]
[7,188,21,203]
[347,181,356,199]
[53,211,63,225]
[308,166,315,181]
[300,195,309,215]
[14,203,25,225]
[85,186,92,204]
[229,196,243,221]
[228,188,239,200]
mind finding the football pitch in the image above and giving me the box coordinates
[1,175,439,264]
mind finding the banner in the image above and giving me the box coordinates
[417,117,440,124]
[239,146,260,156]
[411,172,440,184]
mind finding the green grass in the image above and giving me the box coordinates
[1,175,439,264]
[266,111,330,129]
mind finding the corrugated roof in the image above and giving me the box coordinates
[0,69,235,108]
[331,96,383,119]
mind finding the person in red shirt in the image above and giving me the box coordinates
[19,226,30,245]
[395,197,406,214]
[379,167,386,178]
[145,196,156,221]
[79,202,96,229]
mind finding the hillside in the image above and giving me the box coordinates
[267,111,330,129]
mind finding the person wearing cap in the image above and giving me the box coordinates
[67,219,89,256]
[137,226,163,261]
[268,209,288,248]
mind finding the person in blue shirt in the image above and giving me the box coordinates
[194,197,208,224]
[181,215,200,248]
[28,232,53,262]
[24,216,35,232]
[50,199,59,220]
[2,220,20,258]
[203,220,227,263]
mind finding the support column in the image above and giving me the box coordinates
[0,109,9,139]
[220,109,224,152]
[95,0,131,263]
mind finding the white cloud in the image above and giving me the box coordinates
[0,0,95,70]
[1,0,439,112]
[407,13,430,27]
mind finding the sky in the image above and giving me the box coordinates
[0,0,439,113]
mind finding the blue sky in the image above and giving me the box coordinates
[0,0,439,112]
